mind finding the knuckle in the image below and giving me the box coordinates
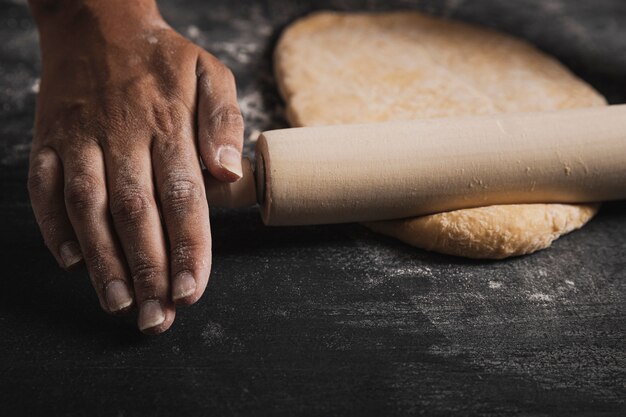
[27,151,55,196]
[36,209,61,236]
[152,103,185,138]
[204,58,233,81]
[162,175,203,213]
[81,246,110,280]
[81,248,102,270]
[34,209,66,251]
[65,173,103,212]
[27,168,49,197]
[214,105,244,131]
[219,66,236,84]
[131,262,162,291]
[110,188,152,223]
[171,238,206,263]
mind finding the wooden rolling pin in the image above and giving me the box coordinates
[204,105,626,226]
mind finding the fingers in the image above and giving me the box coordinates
[105,145,175,334]
[28,147,82,269]
[197,53,245,182]
[61,144,134,315]
[153,135,211,306]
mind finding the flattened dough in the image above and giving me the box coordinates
[274,11,605,259]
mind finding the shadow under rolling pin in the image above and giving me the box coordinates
[204,105,626,226]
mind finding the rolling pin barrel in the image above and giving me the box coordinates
[207,105,626,226]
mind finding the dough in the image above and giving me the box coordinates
[274,11,605,259]
[365,204,599,259]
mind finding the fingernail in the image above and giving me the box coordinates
[105,280,133,312]
[172,271,197,301]
[59,241,82,268]
[217,146,243,179]
[138,300,165,331]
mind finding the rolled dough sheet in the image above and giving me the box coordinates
[274,11,605,259]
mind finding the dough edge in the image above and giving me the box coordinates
[365,204,599,259]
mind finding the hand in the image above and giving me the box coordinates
[27,0,244,334]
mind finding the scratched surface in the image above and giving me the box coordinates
[0,0,625,416]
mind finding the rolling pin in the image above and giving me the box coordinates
[204,105,626,226]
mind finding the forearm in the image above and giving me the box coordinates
[28,0,169,74]
[29,0,164,49]
[28,0,160,24]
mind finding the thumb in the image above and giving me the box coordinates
[196,53,244,182]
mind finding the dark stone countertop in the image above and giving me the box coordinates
[0,0,624,415]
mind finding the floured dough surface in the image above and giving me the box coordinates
[274,11,605,259]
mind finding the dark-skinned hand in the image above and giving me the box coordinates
[27,0,244,334]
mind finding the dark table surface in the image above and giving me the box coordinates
[1,0,625,416]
